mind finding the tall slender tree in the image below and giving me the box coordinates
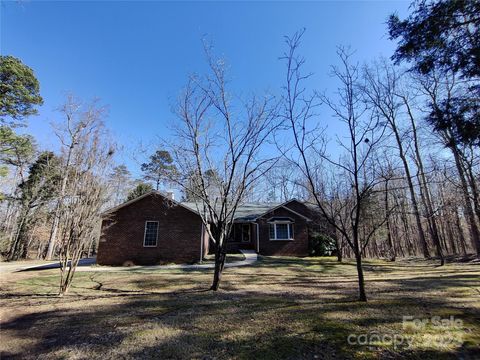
[361,62,450,262]
[141,150,176,190]
[108,165,131,205]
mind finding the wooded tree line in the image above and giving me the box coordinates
[0,0,478,300]
[288,52,480,265]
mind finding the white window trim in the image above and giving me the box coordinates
[143,221,159,247]
[269,221,294,241]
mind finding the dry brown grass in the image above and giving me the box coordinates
[1,256,479,359]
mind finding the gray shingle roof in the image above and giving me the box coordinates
[180,202,281,221]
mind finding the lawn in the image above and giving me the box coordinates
[0,256,479,359]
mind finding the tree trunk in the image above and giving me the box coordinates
[335,228,343,262]
[409,122,443,263]
[419,184,444,265]
[45,214,60,260]
[390,125,430,258]
[445,217,456,255]
[354,249,367,302]
[8,208,29,261]
[454,209,468,254]
[384,179,395,261]
[46,143,74,260]
[397,194,414,256]
[391,211,404,257]
[211,245,226,291]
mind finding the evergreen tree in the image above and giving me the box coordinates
[7,151,61,259]
[141,150,176,190]
[0,127,34,180]
[388,0,480,146]
[0,55,43,126]
[126,182,153,202]
[0,55,43,178]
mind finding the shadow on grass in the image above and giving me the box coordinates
[2,285,480,359]
[0,291,371,359]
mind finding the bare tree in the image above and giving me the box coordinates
[280,31,388,301]
[166,44,278,290]
[263,160,300,202]
[45,96,107,260]
[55,99,114,295]
[107,164,132,207]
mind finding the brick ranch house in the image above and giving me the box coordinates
[97,191,330,266]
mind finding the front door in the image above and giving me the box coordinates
[241,224,250,243]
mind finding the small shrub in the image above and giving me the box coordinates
[309,232,336,256]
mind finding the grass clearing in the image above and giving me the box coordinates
[1,256,479,359]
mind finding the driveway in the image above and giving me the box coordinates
[4,250,258,273]
[0,258,97,273]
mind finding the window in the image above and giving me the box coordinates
[144,221,158,247]
[269,222,294,240]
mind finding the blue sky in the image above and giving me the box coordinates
[1,0,409,179]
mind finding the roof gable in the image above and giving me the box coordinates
[101,190,199,217]
[254,201,313,222]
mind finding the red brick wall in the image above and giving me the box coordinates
[97,193,203,265]
[257,207,309,256]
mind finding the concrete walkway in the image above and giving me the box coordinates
[10,250,258,273]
